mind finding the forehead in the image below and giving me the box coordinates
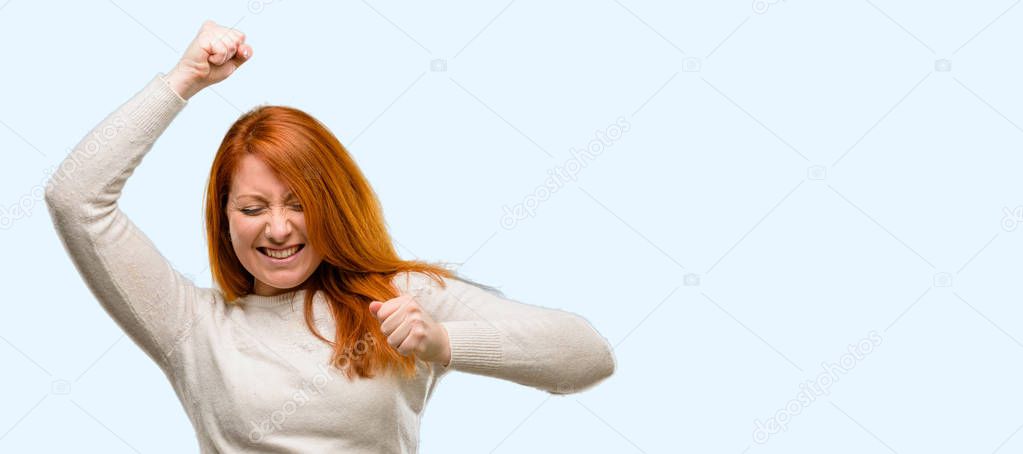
[230,155,296,200]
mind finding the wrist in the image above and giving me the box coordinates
[438,324,452,367]
[163,66,203,100]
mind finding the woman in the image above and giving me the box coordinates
[45,20,615,452]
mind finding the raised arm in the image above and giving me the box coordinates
[44,20,252,375]
[392,272,617,395]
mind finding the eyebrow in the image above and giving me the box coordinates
[234,192,298,202]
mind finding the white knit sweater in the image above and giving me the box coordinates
[44,73,616,453]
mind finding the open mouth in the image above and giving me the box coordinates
[258,244,306,260]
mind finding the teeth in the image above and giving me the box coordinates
[263,245,300,259]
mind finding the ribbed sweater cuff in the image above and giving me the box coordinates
[441,321,503,373]
[126,73,188,137]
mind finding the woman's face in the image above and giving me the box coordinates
[226,154,324,296]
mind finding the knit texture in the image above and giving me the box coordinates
[44,73,616,453]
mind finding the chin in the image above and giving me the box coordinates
[260,275,307,290]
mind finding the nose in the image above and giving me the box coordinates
[265,206,294,242]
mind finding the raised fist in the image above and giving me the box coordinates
[165,20,252,99]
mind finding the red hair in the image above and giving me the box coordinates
[204,105,454,380]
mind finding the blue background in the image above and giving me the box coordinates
[3,0,1023,452]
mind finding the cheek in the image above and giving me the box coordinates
[294,218,320,259]
[228,216,262,248]
[228,222,239,245]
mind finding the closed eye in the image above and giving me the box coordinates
[240,205,302,215]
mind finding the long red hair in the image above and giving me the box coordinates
[204,105,454,380]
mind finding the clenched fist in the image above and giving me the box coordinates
[165,20,252,100]
[369,294,451,366]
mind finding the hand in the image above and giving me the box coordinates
[164,20,252,99]
[369,294,451,366]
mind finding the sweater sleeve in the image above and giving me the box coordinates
[44,73,206,376]
[403,272,616,395]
